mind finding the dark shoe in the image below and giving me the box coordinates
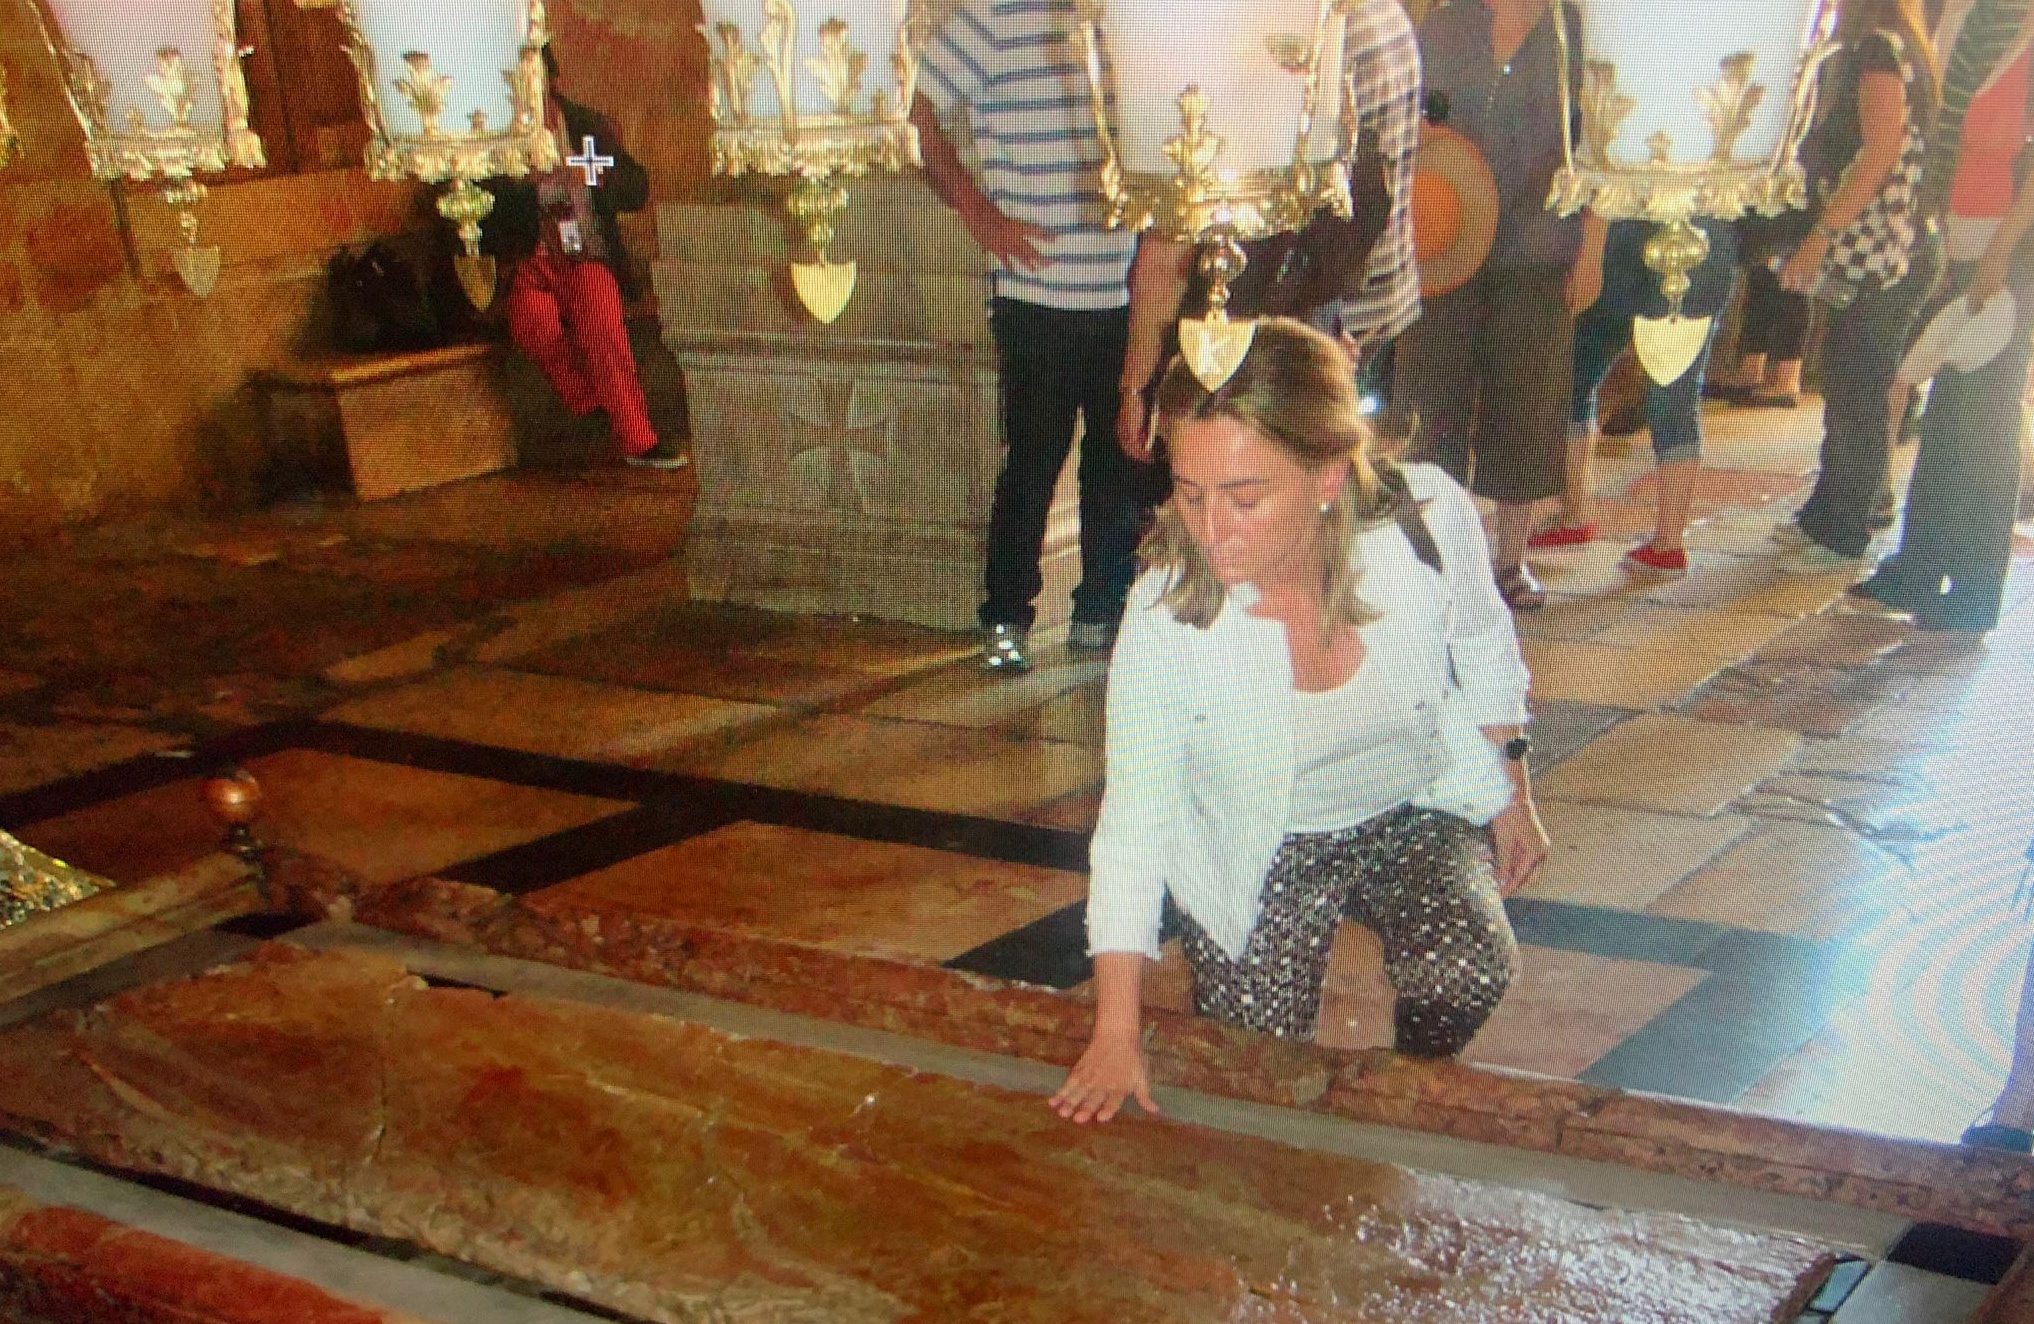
[1915,605,1998,633]
[1067,620,1118,652]
[982,623,1032,673]
[1847,568,1925,614]
[625,439,690,470]
[1494,564,1546,611]
[1962,1121,2034,1153]
[1741,391,1802,409]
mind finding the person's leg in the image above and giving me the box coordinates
[1795,279,1916,557]
[503,255,599,416]
[1909,296,2032,630]
[1554,290,1631,536]
[1982,941,2034,1138]
[1069,306,1141,634]
[554,259,658,455]
[1391,279,1483,485]
[1475,266,1574,602]
[1178,833,1363,1041]
[1639,222,1734,555]
[1342,808,1520,1057]
[1759,274,1811,399]
[981,298,1083,635]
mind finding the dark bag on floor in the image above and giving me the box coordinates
[328,241,447,355]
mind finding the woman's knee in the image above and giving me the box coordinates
[1390,936,1518,1056]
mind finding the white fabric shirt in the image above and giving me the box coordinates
[916,0,1136,309]
[1085,463,1530,963]
[1287,670,1438,832]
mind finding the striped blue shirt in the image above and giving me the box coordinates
[917,0,1136,309]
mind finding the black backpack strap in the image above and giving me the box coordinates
[1377,464,1444,575]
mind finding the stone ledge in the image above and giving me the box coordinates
[0,854,259,1006]
[0,1182,434,1324]
[258,856,2034,1243]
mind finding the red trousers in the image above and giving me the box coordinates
[503,252,657,456]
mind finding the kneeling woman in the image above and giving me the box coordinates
[1053,320,1549,1125]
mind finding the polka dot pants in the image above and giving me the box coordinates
[1176,807,1520,1057]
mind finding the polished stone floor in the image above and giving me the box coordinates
[3,400,2033,1153]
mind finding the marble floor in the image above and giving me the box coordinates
[3,397,2033,1161]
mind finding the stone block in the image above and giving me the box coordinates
[0,1185,432,1324]
[655,187,1084,632]
[255,344,519,502]
[0,944,1838,1323]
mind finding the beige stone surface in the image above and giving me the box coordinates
[0,723,186,797]
[862,654,1108,728]
[322,627,467,687]
[668,712,1102,820]
[1522,800,1755,910]
[326,666,779,764]
[1647,822,1893,939]
[530,821,1086,964]
[1591,607,1796,661]
[19,750,630,889]
[1468,947,1710,1078]
[1533,715,1803,817]
[1520,640,1729,709]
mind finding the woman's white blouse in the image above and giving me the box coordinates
[1085,463,1531,963]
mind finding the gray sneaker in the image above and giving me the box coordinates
[625,439,690,470]
[982,623,1031,674]
[1067,620,1118,652]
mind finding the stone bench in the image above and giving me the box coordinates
[255,342,519,503]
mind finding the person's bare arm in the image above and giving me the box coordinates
[1968,171,2034,310]
[1781,68,1908,292]
[1566,210,1608,313]
[1049,951,1159,1123]
[1116,236,1193,462]
[909,93,1051,271]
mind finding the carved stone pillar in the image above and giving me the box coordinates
[655,177,1080,632]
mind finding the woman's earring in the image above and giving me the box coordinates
[1319,500,1332,516]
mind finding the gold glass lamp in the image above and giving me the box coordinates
[314,0,561,310]
[697,0,922,324]
[1077,0,1350,389]
[1547,0,1839,384]
[24,0,269,296]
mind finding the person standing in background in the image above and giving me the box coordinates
[911,0,1145,674]
[1852,0,2034,630]
[1774,0,1943,567]
[1536,215,1740,578]
[1391,0,1587,612]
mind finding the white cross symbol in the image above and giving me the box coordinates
[566,135,614,187]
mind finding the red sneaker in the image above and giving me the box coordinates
[1623,543,1689,576]
[1527,522,1598,549]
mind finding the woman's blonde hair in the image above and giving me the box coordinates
[1143,317,1402,633]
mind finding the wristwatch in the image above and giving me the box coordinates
[1502,735,1532,762]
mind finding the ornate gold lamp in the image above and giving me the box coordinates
[316,0,560,310]
[1,831,110,930]
[24,0,268,296]
[1077,0,1350,389]
[1548,0,1839,384]
[697,0,921,324]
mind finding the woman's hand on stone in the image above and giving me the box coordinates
[1489,797,1550,897]
[1050,1031,1159,1124]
